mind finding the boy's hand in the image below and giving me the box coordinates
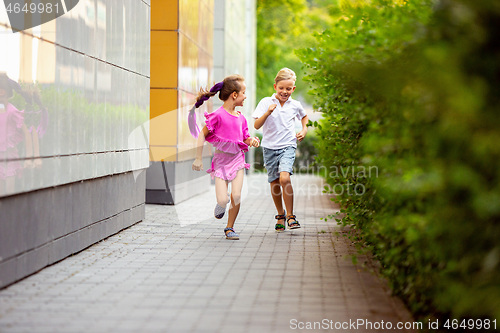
[192,158,203,171]
[296,129,307,142]
[267,104,277,114]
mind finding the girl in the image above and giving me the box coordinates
[191,75,260,240]
[0,73,32,195]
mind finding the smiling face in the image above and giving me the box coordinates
[273,79,296,105]
[233,82,247,107]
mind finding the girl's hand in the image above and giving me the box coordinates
[192,158,203,171]
[245,137,260,148]
[296,129,307,142]
[250,137,260,148]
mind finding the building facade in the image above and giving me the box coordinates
[0,0,256,288]
[0,0,151,288]
[147,0,256,204]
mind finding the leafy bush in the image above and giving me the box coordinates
[256,0,339,102]
[299,0,500,321]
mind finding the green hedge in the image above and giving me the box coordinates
[298,0,500,321]
[253,132,319,174]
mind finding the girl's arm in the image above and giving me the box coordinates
[192,126,209,171]
[22,123,35,168]
[254,104,277,130]
[242,117,259,147]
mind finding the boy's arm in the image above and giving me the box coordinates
[254,104,277,129]
[296,115,309,142]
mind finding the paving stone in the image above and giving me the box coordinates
[0,175,416,333]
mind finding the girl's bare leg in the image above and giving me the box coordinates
[227,169,244,229]
[214,176,229,207]
[32,132,42,166]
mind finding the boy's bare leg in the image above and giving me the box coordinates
[280,172,294,221]
[270,179,285,215]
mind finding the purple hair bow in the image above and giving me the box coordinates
[210,81,223,93]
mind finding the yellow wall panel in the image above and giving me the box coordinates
[179,0,199,42]
[150,89,177,119]
[19,32,33,83]
[149,107,177,146]
[35,37,56,84]
[151,0,178,31]
[149,147,177,162]
[151,31,178,88]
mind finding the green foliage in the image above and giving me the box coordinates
[256,0,339,102]
[294,130,319,173]
[253,132,265,172]
[299,0,500,321]
[10,85,147,156]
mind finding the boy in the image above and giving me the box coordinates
[252,68,308,232]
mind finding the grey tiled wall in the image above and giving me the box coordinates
[0,1,150,288]
[0,172,146,288]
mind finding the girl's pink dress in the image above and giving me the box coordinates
[204,107,250,181]
[0,103,24,179]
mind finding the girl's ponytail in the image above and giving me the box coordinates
[195,81,223,108]
[188,81,224,138]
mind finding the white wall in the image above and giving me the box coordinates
[0,0,150,288]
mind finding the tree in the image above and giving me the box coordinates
[256,0,339,102]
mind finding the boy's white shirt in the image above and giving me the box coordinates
[252,94,307,150]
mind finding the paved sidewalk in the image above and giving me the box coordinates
[0,175,416,333]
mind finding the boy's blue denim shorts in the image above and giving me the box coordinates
[263,146,296,183]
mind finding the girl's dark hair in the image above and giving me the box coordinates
[0,72,15,98]
[0,72,26,100]
[188,74,245,138]
[195,74,245,108]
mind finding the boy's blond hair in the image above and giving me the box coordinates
[274,68,296,84]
